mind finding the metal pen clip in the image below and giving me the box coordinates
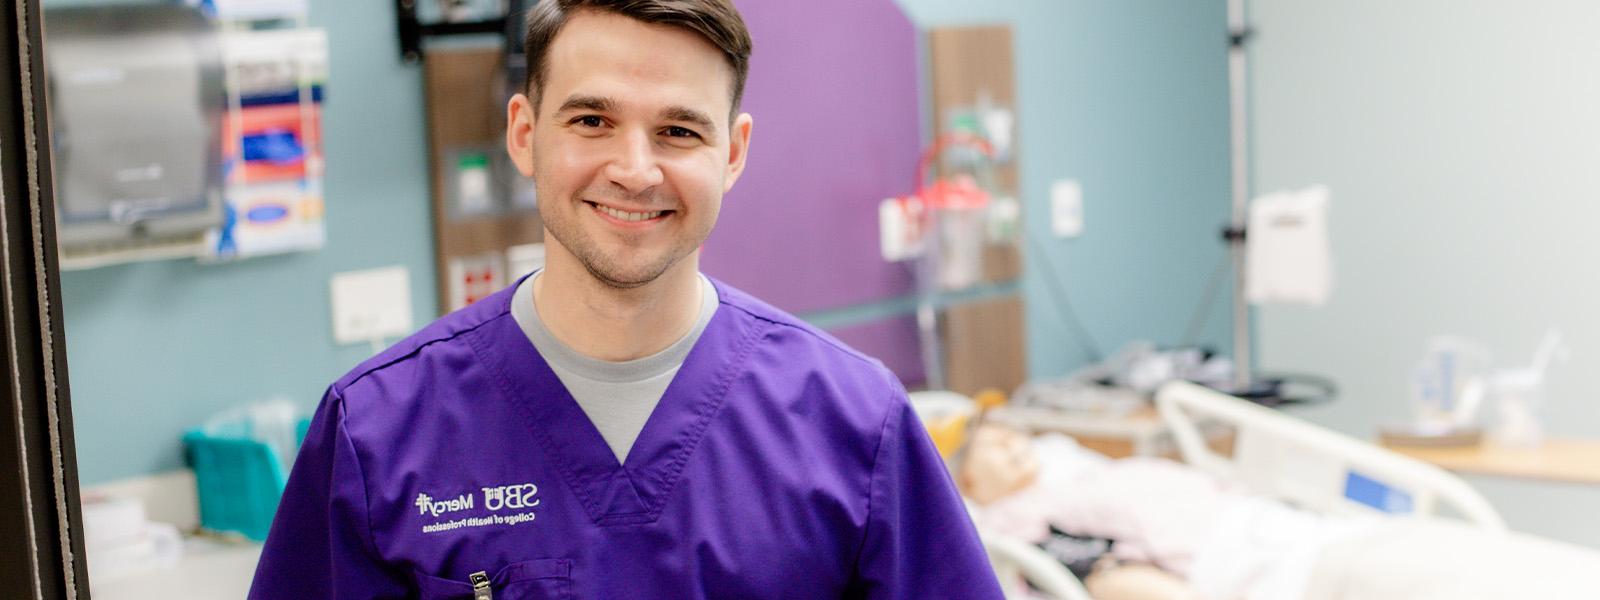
[469,570,492,600]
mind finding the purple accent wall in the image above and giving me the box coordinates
[700,0,922,314]
[828,316,927,388]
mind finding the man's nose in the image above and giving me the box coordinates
[603,130,665,194]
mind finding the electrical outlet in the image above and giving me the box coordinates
[447,252,507,311]
[1051,179,1083,238]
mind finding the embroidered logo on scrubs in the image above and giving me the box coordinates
[482,483,541,511]
[416,482,543,534]
[415,492,473,517]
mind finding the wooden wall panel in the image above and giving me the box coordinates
[943,295,1028,397]
[928,25,1028,395]
[423,48,543,313]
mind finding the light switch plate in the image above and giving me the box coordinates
[1051,179,1083,238]
[330,266,413,345]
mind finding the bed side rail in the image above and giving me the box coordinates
[978,526,1094,600]
[1155,381,1505,532]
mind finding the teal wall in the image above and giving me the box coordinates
[56,0,439,485]
[893,0,1234,378]
[61,0,1232,485]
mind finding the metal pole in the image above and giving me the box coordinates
[1227,0,1252,392]
[917,204,946,391]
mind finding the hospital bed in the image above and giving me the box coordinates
[944,381,1529,599]
[978,527,1094,600]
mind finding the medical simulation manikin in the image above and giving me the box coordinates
[961,424,1600,600]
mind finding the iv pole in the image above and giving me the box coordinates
[1226,0,1256,393]
[1218,0,1337,406]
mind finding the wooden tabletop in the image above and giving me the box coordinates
[1381,437,1600,485]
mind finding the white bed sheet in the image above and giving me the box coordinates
[1302,518,1600,600]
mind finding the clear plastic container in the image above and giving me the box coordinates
[1410,336,1491,432]
[1490,370,1544,448]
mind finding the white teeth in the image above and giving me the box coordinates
[597,204,662,222]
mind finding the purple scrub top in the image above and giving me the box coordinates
[249,276,1004,599]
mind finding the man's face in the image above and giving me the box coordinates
[506,10,753,289]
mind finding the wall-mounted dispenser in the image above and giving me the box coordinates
[46,5,225,269]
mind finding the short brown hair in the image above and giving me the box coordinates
[522,0,753,117]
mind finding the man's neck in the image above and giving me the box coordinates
[532,248,703,363]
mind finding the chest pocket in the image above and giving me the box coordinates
[414,558,572,599]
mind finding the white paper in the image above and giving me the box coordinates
[1246,185,1332,305]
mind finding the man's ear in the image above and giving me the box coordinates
[506,93,538,177]
[722,112,754,193]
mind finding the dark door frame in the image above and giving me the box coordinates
[1,0,90,597]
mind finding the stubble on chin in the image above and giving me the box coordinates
[546,213,686,290]
[576,250,675,290]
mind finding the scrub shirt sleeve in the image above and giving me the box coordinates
[249,387,410,599]
[846,394,1005,599]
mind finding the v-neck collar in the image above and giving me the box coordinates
[468,276,765,526]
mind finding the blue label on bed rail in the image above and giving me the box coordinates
[1344,471,1414,514]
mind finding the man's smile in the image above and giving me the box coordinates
[584,200,674,227]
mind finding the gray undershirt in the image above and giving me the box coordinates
[510,271,718,463]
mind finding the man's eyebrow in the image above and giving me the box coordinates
[556,94,614,114]
[660,105,718,136]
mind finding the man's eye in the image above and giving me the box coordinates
[665,126,700,139]
[573,115,604,127]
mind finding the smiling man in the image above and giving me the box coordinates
[249,1,1003,598]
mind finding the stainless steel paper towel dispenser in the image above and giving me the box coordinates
[45,4,224,262]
